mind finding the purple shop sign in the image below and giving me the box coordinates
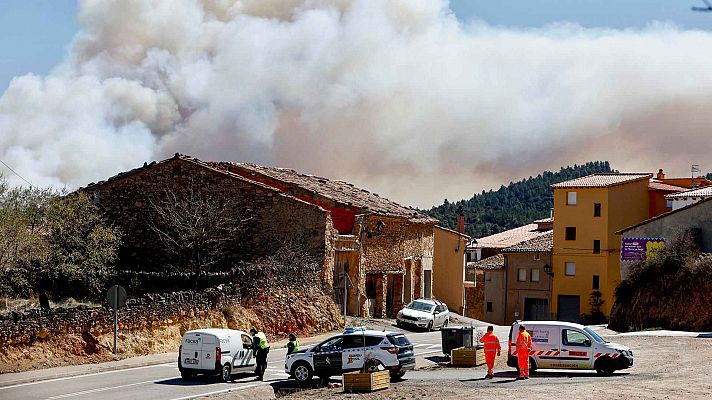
[621,238,665,261]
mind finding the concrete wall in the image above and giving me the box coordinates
[432,227,467,314]
[504,252,553,324]
[483,269,506,325]
[620,198,712,280]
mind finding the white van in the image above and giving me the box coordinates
[507,321,634,375]
[178,329,257,382]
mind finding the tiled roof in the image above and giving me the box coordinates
[472,223,551,249]
[502,231,553,253]
[435,225,471,239]
[618,196,712,234]
[648,180,687,192]
[467,254,504,270]
[533,217,553,223]
[666,186,712,200]
[551,173,652,189]
[209,162,437,223]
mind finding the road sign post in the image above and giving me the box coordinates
[106,285,127,354]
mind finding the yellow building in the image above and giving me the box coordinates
[432,226,470,314]
[551,173,652,322]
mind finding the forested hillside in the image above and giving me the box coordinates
[426,161,614,238]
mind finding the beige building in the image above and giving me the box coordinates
[467,254,505,324]
[433,226,470,314]
[501,231,553,324]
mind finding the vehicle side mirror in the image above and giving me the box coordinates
[584,339,591,347]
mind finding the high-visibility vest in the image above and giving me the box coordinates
[480,332,501,353]
[256,332,270,349]
[289,339,300,352]
[516,331,532,354]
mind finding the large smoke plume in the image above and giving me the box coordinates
[1,0,711,207]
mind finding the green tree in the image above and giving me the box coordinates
[43,192,122,299]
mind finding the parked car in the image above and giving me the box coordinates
[507,321,634,376]
[178,328,257,382]
[285,327,415,383]
[396,299,450,330]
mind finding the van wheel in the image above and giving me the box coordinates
[221,364,232,382]
[595,358,615,376]
[292,362,313,384]
[180,371,194,380]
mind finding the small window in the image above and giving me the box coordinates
[565,262,576,276]
[485,271,492,281]
[565,227,577,241]
[518,269,527,282]
[486,302,493,312]
[593,275,600,290]
[534,253,540,261]
[562,329,590,347]
[567,191,577,205]
[531,269,540,282]
[594,203,601,217]
[593,240,601,254]
[342,335,365,349]
[365,335,385,347]
[666,199,673,208]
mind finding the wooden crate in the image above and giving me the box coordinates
[342,370,390,392]
[451,346,485,367]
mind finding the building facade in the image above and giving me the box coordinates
[618,197,712,280]
[501,232,553,324]
[82,154,436,318]
[432,226,470,314]
[550,173,652,322]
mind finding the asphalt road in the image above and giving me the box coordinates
[0,327,472,400]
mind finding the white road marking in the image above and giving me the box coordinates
[167,383,261,400]
[0,363,175,390]
[426,344,441,349]
[45,378,160,399]
[414,344,430,348]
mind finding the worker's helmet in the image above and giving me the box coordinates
[289,333,296,341]
[250,328,258,335]
[487,326,494,332]
[519,325,526,331]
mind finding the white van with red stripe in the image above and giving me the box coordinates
[507,321,633,375]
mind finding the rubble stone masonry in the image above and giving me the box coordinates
[82,157,336,288]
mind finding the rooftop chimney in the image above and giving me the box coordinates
[657,169,665,180]
[457,215,465,234]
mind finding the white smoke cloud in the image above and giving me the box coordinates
[1,0,712,207]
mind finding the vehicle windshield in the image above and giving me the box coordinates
[406,301,435,313]
[584,327,607,344]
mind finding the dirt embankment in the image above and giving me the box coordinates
[0,287,343,373]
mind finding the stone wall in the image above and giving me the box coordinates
[0,286,343,373]
[82,156,336,288]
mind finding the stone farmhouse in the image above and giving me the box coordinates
[82,154,437,318]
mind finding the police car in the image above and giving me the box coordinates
[284,327,415,383]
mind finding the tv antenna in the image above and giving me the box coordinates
[692,0,712,12]
[692,164,701,178]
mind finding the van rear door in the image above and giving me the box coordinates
[200,334,218,370]
[181,332,203,370]
[528,326,560,368]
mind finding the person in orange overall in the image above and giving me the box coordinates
[516,325,533,380]
[480,326,501,379]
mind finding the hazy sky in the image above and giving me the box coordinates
[3,1,711,92]
[1,1,711,208]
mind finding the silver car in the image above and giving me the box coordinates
[396,299,450,331]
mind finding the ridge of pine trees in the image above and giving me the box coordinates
[425,161,614,238]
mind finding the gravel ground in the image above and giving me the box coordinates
[277,335,712,400]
